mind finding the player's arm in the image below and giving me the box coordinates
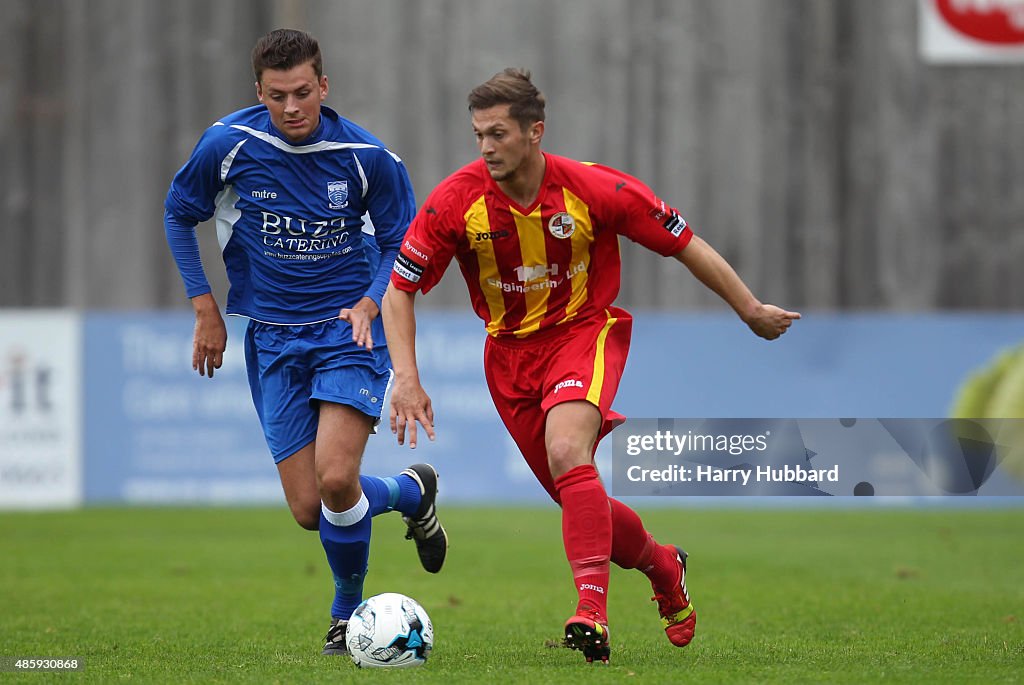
[189,292,227,377]
[381,284,435,448]
[341,150,417,349]
[336,295,380,351]
[164,127,230,377]
[164,210,227,377]
[674,235,800,340]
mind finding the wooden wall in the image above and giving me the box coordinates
[2,0,1022,311]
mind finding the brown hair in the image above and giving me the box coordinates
[467,68,546,130]
[251,29,323,82]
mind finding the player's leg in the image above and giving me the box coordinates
[276,442,320,529]
[314,400,375,642]
[312,319,447,574]
[552,307,696,648]
[538,309,629,619]
[493,401,675,595]
[541,306,693,654]
[251,355,415,536]
[484,334,614,662]
[568,307,696,647]
[546,401,613,664]
[245,321,323,530]
[546,402,610,620]
[247,318,439,655]
[245,322,357,654]
[607,498,696,647]
[314,401,440,655]
[482,375,612,663]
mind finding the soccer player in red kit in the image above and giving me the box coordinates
[383,68,800,663]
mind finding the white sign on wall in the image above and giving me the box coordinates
[920,0,1024,62]
[0,311,82,508]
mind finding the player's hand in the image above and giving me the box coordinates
[745,304,801,340]
[389,378,436,449]
[192,300,227,378]
[338,297,379,350]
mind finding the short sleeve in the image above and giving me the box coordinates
[592,166,693,257]
[390,187,460,294]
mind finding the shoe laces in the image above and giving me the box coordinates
[651,580,688,618]
[404,520,427,540]
[324,621,347,643]
[403,506,436,540]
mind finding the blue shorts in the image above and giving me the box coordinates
[244,318,393,463]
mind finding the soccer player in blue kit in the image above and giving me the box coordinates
[164,29,447,655]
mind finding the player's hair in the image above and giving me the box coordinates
[467,68,546,129]
[251,28,323,82]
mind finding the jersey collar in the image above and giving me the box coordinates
[486,152,552,215]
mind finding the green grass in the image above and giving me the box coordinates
[1,507,1022,683]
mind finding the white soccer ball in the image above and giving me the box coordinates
[346,592,434,668]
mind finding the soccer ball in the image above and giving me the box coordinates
[346,593,434,668]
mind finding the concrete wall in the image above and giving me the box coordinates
[2,0,1022,310]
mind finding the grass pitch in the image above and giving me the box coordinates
[1,506,1022,683]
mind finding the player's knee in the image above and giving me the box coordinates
[318,468,361,510]
[546,437,591,480]
[291,503,320,531]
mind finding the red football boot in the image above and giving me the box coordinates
[651,546,697,647]
[563,605,611,664]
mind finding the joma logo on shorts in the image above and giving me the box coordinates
[553,379,584,393]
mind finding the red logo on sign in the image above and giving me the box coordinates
[935,0,1024,45]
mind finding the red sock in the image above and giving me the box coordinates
[608,498,655,569]
[608,498,678,590]
[554,464,611,620]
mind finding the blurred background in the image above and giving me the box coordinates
[1,0,1023,508]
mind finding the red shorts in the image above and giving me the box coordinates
[483,306,633,502]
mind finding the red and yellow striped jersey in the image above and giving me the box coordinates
[391,153,693,338]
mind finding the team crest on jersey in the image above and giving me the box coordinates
[548,212,576,239]
[327,180,349,209]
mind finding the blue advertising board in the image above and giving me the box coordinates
[79,311,1024,504]
[83,313,277,503]
[81,312,541,504]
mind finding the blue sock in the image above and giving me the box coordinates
[360,474,422,517]
[320,496,372,620]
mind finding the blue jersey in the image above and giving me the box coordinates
[165,104,415,325]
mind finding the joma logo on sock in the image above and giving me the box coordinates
[579,583,605,594]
